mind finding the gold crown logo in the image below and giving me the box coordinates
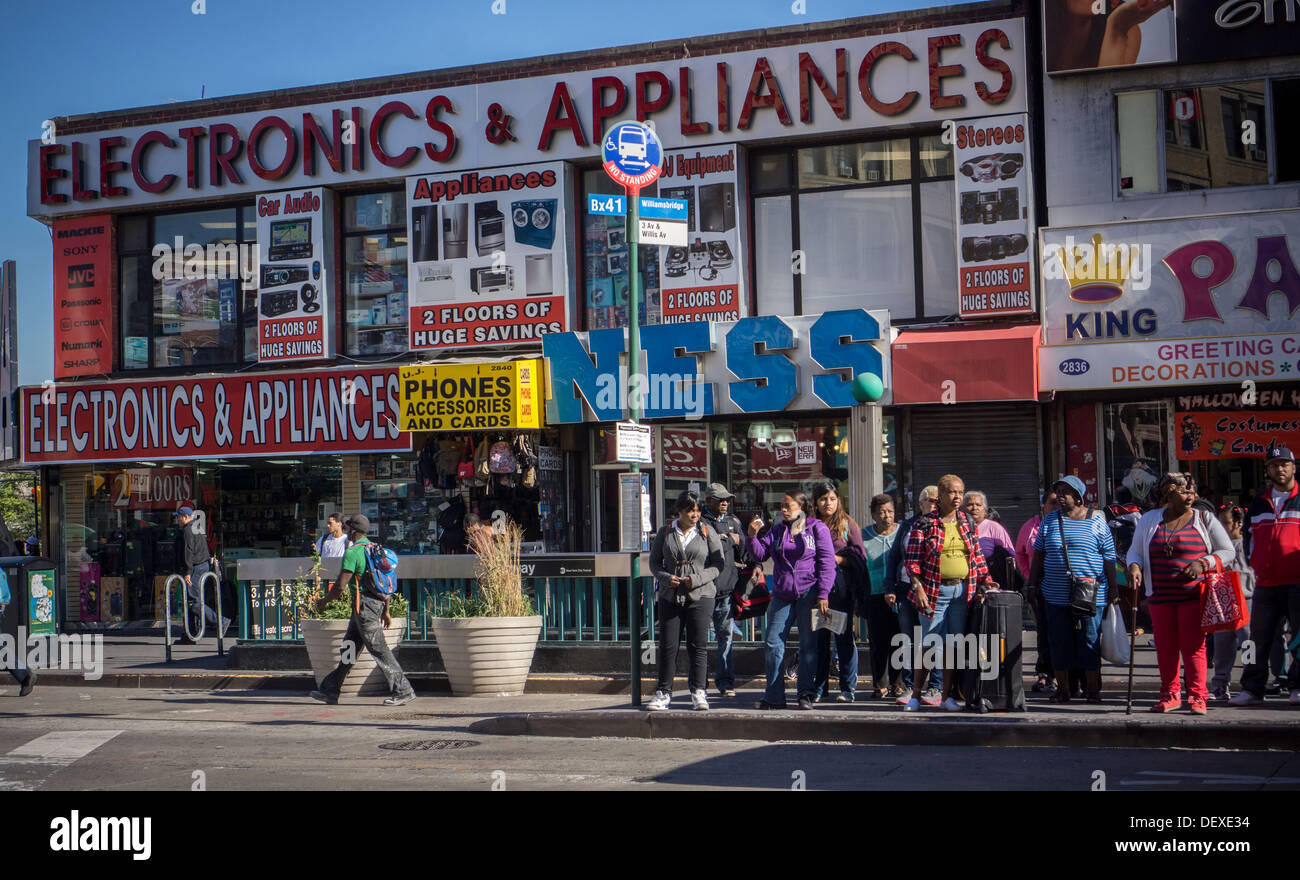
[1054,233,1132,304]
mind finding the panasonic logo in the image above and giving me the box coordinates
[61,298,102,308]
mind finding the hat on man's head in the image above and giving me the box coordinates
[1051,475,1087,502]
[175,506,195,517]
[344,513,370,534]
[1265,444,1295,464]
[705,483,734,500]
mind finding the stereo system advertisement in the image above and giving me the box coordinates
[21,367,409,464]
[255,187,334,363]
[53,214,114,378]
[953,114,1035,318]
[405,162,572,350]
[655,144,747,324]
[1038,209,1300,391]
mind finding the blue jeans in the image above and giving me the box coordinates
[712,594,736,691]
[319,593,413,700]
[188,562,222,632]
[896,591,943,692]
[1045,603,1103,671]
[764,590,819,704]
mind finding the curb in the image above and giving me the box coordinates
[467,711,1300,751]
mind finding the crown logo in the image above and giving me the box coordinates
[1052,233,1133,304]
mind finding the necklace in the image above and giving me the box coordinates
[1161,509,1192,557]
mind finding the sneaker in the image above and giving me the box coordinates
[218,616,232,637]
[1228,690,1264,707]
[646,690,672,711]
[309,690,338,705]
[941,696,964,712]
[1149,695,1180,713]
[690,689,709,711]
[718,688,736,698]
[1211,686,1230,702]
[835,692,853,703]
[796,694,815,710]
[1188,698,1208,715]
[18,670,36,697]
[920,688,942,707]
[895,691,912,706]
[1267,677,1285,695]
[902,698,920,712]
[889,684,906,699]
[1032,674,1050,693]
[383,693,414,707]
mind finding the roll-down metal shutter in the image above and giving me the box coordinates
[908,403,1042,542]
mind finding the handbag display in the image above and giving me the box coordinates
[1200,556,1250,634]
[1057,509,1099,620]
[456,438,475,480]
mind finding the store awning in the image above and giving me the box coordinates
[891,323,1040,404]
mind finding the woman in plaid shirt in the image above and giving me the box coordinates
[903,474,997,711]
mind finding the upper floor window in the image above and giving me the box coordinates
[1118,77,1298,195]
[342,190,408,356]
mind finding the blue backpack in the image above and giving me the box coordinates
[362,543,400,596]
[0,568,9,605]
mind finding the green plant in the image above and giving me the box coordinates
[284,549,410,623]
[432,517,536,618]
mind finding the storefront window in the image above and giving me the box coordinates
[1103,401,1172,509]
[118,207,255,370]
[343,191,408,356]
[581,170,659,330]
[714,418,850,523]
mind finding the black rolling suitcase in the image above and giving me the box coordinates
[963,589,1027,713]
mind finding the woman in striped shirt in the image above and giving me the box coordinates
[1126,473,1235,715]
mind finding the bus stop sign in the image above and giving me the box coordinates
[602,121,663,192]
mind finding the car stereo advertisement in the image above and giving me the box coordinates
[953,113,1036,319]
[405,161,572,351]
[255,186,334,363]
[656,144,747,324]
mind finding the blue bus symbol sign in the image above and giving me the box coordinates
[602,121,663,191]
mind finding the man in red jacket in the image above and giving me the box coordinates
[1230,444,1300,706]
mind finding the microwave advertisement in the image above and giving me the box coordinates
[405,162,572,351]
[255,187,334,363]
[953,113,1035,319]
[53,214,114,378]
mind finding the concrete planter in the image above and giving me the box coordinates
[300,618,406,699]
[429,616,543,696]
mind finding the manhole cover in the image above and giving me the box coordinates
[378,739,480,751]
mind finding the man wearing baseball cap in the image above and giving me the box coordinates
[703,483,746,697]
[1231,444,1300,706]
[311,514,414,706]
[175,506,228,643]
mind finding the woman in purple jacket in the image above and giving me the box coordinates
[747,490,838,710]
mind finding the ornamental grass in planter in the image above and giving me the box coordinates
[430,518,543,697]
[284,552,408,700]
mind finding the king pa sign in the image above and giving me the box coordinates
[543,309,890,423]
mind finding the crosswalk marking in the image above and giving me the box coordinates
[7,730,123,762]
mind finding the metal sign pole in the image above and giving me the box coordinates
[627,188,643,708]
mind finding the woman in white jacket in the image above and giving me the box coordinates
[1126,473,1235,715]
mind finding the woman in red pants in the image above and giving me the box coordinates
[1126,473,1235,715]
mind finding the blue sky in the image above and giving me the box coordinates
[1,0,925,386]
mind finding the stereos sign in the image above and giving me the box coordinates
[953,114,1035,318]
[1039,209,1300,392]
[21,367,409,464]
[53,215,113,378]
[405,162,572,350]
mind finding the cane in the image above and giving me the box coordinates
[1125,587,1139,716]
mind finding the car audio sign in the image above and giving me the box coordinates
[21,367,408,464]
[954,114,1035,318]
[405,162,572,351]
[255,187,334,363]
[53,214,113,378]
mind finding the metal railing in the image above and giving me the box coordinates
[163,570,225,662]
[235,554,780,645]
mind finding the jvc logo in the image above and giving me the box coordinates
[66,264,95,288]
[50,811,151,860]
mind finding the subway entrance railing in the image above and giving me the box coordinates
[234,554,773,646]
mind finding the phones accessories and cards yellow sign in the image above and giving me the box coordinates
[399,360,543,431]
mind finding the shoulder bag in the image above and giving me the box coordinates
[1058,509,1100,620]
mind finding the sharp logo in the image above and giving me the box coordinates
[66,264,95,288]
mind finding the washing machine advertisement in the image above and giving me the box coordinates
[405,161,573,350]
[655,144,747,324]
[255,186,335,362]
[953,114,1036,319]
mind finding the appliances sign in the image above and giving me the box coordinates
[255,187,334,362]
[405,162,572,350]
[53,215,113,378]
[953,114,1035,318]
[1039,209,1300,391]
[21,367,408,464]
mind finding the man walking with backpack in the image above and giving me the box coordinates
[310,514,415,706]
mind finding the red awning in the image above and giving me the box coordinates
[891,323,1040,404]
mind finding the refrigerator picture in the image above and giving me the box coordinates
[442,203,468,260]
[412,206,438,263]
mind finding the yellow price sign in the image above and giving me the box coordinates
[399,360,543,431]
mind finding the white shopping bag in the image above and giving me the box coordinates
[1099,603,1131,666]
